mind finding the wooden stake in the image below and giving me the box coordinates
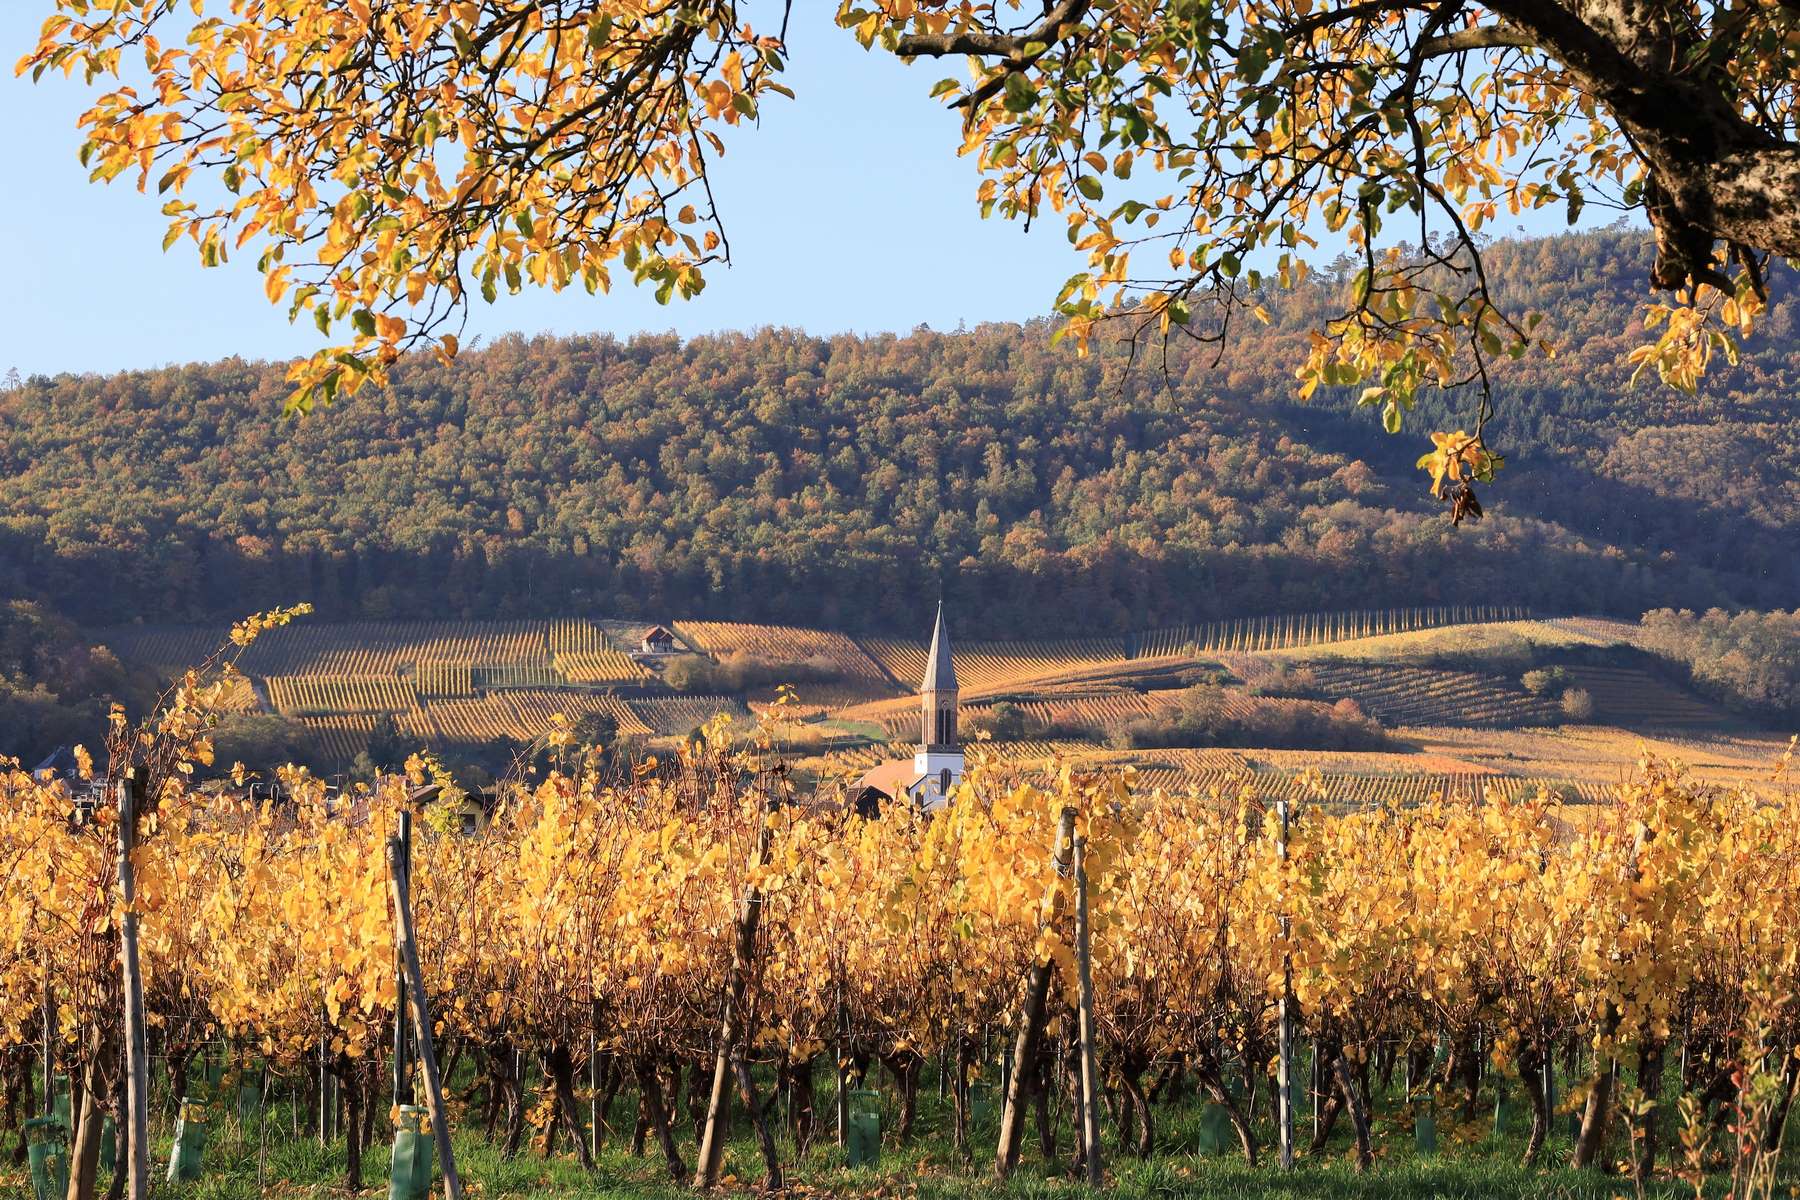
[394,809,413,1108]
[386,838,463,1200]
[117,772,151,1200]
[994,807,1076,1181]
[1072,830,1103,1188]
[1276,799,1295,1172]
[695,804,775,1188]
[41,976,54,1120]
[834,987,849,1148]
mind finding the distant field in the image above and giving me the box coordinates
[89,610,1780,788]
[860,636,1129,694]
[1141,604,1529,656]
[1408,725,1795,785]
[1266,618,1614,664]
[1285,661,1563,728]
[807,739,1623,807]
[1560,664,1737,727]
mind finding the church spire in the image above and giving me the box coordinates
[922,601,958,694]
[920,602,959,751]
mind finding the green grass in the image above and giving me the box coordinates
[7,1063,1782,1200]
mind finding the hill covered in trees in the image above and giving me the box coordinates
[1,227,1796,638]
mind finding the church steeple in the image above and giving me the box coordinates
[920,602,959,751]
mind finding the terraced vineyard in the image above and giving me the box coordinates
[862,637,1127,694]
[1562,665,1737,727]
[412,660,475,697]
[95,625,227,676]
[504,691,651,738]
[552,648,648,685]
[823,739,1617,809]
[1544,616,1644,646]
[89,611,1773,795]
[294,715,380,765]
[1138,605,1530,657]
[630,695,743,735]
[1293,662,1563,728]
[674,622,889,679]
[409,693,659,745]
[265,674,417,716]
[471,662,565,690]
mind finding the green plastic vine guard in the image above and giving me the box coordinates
[388,1104,434,1200]
[238,1077,263,1122]
[97,1115,116,1178]
[967,1079,993,1130]
[1413,1093,1438,1157]
[845,1089,881,1168]
[1288,1047,1308,1123]
[1196,1102,1232,1155]
[166,1097,209,1182]
[24,1117,68,1200]
[51,1075,70,1129]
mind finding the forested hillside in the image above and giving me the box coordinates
[2,227,1795,637]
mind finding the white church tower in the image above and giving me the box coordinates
[912,602,963,810]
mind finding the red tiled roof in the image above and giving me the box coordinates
[854,758,920,798]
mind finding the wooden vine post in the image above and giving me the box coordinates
[834,983,850,1148]
[393,807,414,1108]
[41,975,54,1119]
[994,807,1076,1182]
[1072,823,1103,1188]
[386,837,463,1200]
[694,801,777,1189]
[117,771,151,1200]
[1275,799,1295,1172]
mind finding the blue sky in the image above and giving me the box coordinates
[2,8,1603,377]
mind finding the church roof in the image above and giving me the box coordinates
[32,746,82,779]
[922,602,958,692]
[854,759,922,799]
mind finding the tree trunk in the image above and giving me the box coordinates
[595,1057,624,1146]
[65,1055,106,1200]
[1633,1038,1665,1184]
[1572,1054,1616,1170]
[1309,1044,1343,1154]
[1519,1044,1549,1166]
[1193,1052,1257,1166]
[102,1070,125,1200]
[996,809,1076,1181]
[1033,1051,1055,1162]
[1332,1051,1374,1173]
[340,1059,365,1193]
[1458,1036,1481,1124]
[951,1039,971,1155]
[1147,1054,1184,1104]
[501,1053,526,1160]
[634,1056,687,1182]
[546,1044,594,1170]
[881,1051,922,1144]
[694,808,774,1190]
[687,1060,708,1146]
[788,1054,817,1157]
[4,1055,26,1168]
[732,1057,782,1191]
[1120,1068,1153,1157]
[1065,1036,1087,1175]
[1764,1044,1799,1153]
[360,1059,378,1152]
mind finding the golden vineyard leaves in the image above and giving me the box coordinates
[2,729,1796,1106]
